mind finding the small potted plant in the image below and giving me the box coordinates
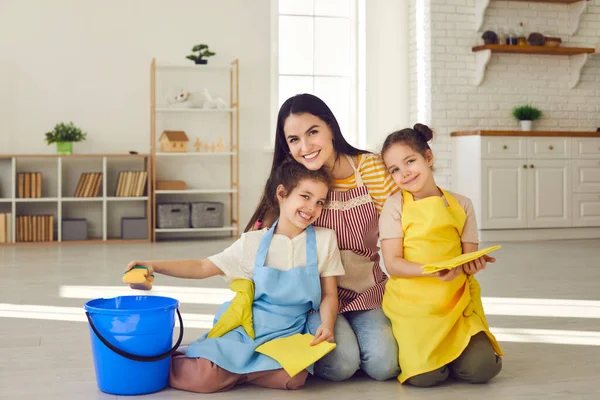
[45,122,87,154]
[512,105,542,131]
[186,44,216,65]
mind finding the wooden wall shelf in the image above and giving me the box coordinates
[450,130,600,137]
[473,45,595,88]
[475,0,589,34]
[472,44,594,56]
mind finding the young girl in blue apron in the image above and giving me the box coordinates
[378,124,503,387]
[126,160,344,393]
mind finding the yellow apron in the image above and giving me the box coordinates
[382,189,503,383]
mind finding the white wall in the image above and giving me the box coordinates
[365,0,410,152]
[0,0,272,228]
[424,0,600,187]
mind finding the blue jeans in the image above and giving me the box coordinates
[306,308,400,382]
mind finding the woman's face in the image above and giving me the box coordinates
[283,113,335,170]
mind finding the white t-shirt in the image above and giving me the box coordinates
[208,226,346,281]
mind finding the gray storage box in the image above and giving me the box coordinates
[122,217,148,240]
[62,218,87,241]
[157,203,190,229]
[191,202,224,228]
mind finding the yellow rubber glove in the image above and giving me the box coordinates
[464,275,490,330]
[207,279,255,339]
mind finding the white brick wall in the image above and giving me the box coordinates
[414,0,600,188]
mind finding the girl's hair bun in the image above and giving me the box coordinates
[413,123,433,142]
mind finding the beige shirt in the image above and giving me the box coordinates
[208,226,345,281]
[379,191,479,244]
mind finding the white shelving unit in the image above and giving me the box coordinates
[150,58,240,241]
[0,154,151,245]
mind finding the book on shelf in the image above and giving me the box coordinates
[17,172,42,198]
[74,172,103,197]
[15,215,54,243]
[115,171,148,197]
[0,213,12,243]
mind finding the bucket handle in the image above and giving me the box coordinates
[85,308,184,362]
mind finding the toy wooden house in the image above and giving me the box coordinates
[159,130,189,152]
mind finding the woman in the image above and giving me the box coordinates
[245,93,400,382]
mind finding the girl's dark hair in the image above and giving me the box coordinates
[246,159,330,230]
[245,93,368,232]
[380,123,434,160]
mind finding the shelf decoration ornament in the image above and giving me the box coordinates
[44,122,87,155]
[167,89,193,108]
[512,105,542,132]
[186,44,216,65]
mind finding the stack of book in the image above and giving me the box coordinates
[74,172,103,197]
[15,215,54,242]
[115,171,148,197]
[0,213,12,243]
[17,172,42,198]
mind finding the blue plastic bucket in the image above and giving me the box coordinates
[84,295,183,395]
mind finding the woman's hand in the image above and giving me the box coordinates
[462,255,495,275]
[435,265,464,282]
[126,261,155,276]
[311,323,335,346]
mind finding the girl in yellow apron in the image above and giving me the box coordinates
[378,124,503,387]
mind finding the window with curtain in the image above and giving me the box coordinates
[277,0,361,146]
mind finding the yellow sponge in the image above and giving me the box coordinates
[123,266,154,290]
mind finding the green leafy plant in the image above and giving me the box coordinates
[512,105,542,121]
[186,44,216,64]
[44,122,87,144]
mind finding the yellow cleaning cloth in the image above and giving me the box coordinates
[256,333,337,378]
[421,246,501,274]
[123,266,154,290]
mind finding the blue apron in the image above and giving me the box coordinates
[185,222,322,374]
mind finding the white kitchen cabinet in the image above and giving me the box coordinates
[452,132,600,239]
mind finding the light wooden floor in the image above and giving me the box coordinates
[1,238,600,399]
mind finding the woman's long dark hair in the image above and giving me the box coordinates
[245,94,369,232]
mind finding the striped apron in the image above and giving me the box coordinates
[313,155,387,313]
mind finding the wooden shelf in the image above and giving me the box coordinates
[473,45,594,88]
[156,226,238,233]
[15,198,58,203]
[61,197,103,202]
[0,154,149,159]
[475,0,589,34]
[0,238,149,246]
[155,152,237,157]
[156,189,237,194]
[150,57,241,241]
[472,44,594,56]
[106,196,149,201]
[155,107,235,113]
[155,63,232,70]
[451,130,600,137]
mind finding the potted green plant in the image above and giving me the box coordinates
[45,122,87,154]
[512,105,542,131]
[186,44,216,65]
